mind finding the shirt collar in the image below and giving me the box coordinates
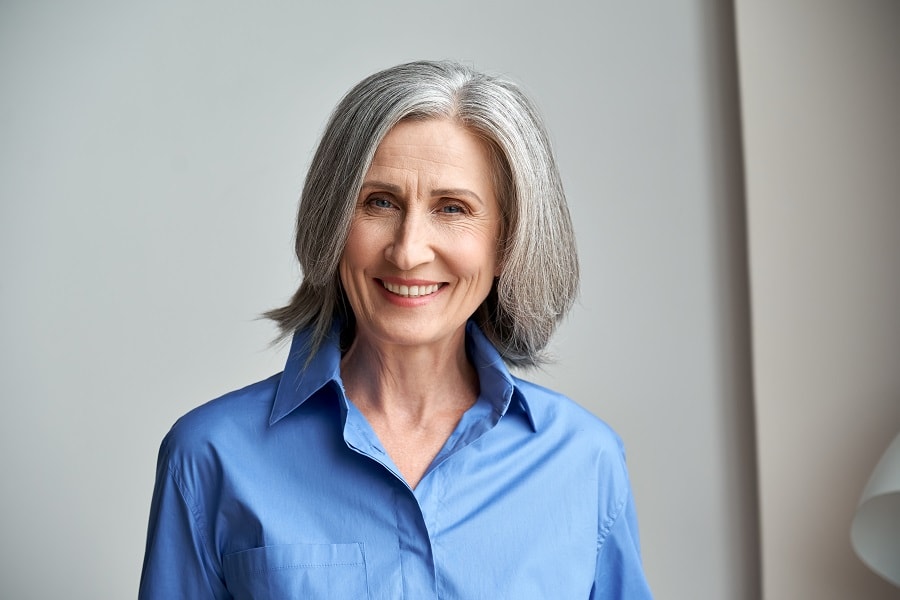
[464,321,536,431]
[270,320,536,431]
[269,322,344,426]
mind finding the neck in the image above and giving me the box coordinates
[339,329,478,424]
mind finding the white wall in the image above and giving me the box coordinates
[735,1,900,598]
[0,1,758,597]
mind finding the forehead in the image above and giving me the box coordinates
[366,119,495,185]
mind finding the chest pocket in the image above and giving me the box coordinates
[223,543,368,599]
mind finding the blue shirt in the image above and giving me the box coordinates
[139,322,653,599]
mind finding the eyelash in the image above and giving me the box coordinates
[368,197,394,209]
[364,196,469,215]
[439,203,468,215]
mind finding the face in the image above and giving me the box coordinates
[339,118,502,353]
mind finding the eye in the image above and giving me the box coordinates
[439,203,467,215]
[366,196,394,209]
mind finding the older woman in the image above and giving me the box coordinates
[140,61,652,599]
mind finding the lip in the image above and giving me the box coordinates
[379,276,444,286]
[374,277,446,306]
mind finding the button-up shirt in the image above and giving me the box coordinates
[139,321,653,598]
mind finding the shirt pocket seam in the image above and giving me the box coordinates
[222,542,366,574]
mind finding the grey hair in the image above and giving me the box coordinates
[265,60,578,368]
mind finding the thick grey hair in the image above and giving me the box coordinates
[265,60,579,368]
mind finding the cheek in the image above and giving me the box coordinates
[457,232,502,282]
[341,225,370,272]
[338,256,350,288]
[338,235,362,290]
[338,255,366,316]
[339,223,384,303]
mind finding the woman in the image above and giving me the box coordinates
[140,60,653,599]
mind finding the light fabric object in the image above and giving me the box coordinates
[851,431,900,587]
[139,320,653,599]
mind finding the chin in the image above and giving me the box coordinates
[358,318,465,350]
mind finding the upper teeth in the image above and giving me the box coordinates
[382,281,441,297]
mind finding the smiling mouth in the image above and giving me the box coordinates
[380,280,443,298]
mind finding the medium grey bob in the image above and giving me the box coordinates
[266,60,579,368]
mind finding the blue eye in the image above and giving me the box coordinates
[441,204,464,214]
[369,197,393,209]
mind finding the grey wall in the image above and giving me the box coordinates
[736,1,900,598]
[0,1,758,598]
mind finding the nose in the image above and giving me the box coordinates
[385,211,435,271]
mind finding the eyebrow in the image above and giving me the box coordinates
[361,180,485,206]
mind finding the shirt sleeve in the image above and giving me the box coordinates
[589,441,654,600]
[139,440,230,600]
